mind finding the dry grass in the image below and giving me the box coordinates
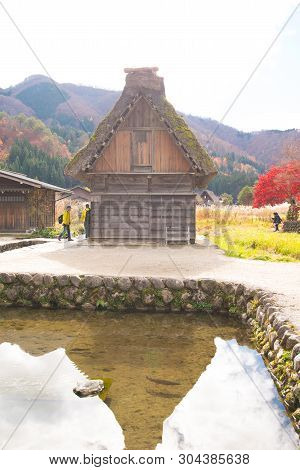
[196,204,300,262]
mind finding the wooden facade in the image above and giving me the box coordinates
[65,67,217,243]
[0,171,69,232]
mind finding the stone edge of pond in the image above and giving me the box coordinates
[0,240,48,253]
[0,272,299,433]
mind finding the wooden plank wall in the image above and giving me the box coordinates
[90,195,196,242]
[93,98,192,173]
[0,186,56,231]
[90,173,194,193]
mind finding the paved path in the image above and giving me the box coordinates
[0,237,299,329]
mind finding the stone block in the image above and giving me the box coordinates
[200,279,218,294]
[164,278,184,290]
[291,343,300,360]
[273,339,281,352]
[134,277,151,291]
[70,275,81,287]
[82,302,96,311]
[17,273,32,284]
[161,289,173,304]
[184,279,199,290]
[0,273,15,284]
[273,316,287,330]
[102,277,116,290]
[277,325,290,339]
[32,273,44,286]
[83,276,103,288]
[293,353,300,373]
[56,275,70,287]
[286,335,300,351]
[150,278,165,289]
[5,287,18,301]
[269,331,278,349]
[43,274,54,287]
[144,293,155,305]
[117,277,132,291]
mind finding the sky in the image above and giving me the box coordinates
[0,0,299,131]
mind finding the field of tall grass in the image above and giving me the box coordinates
[196,204,300,262]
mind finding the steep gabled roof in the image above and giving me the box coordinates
[65,68,217,180]
[200,189,220,204]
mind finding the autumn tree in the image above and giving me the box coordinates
[253,161,300,208]
[237,186,253,205]
[6,139,76,187]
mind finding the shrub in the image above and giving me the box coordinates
[237,186,253,205]
[283,221,300,233]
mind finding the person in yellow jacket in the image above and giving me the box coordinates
[80,203,91,238]
[58,205,73,241]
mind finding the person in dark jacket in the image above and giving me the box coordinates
[80,203,91,238]
[272,212,282,232]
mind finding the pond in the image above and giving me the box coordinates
[0,309,298,450]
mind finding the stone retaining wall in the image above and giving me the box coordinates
[0,272,299,433]
[0,240,47,253]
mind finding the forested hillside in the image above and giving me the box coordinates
[1,75,299,194]
[5,139,75,187]
[0,112,70,160]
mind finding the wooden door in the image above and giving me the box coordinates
[0,202,27,231]
[131,131,152,172]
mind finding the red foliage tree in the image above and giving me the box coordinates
[253,161,300,207]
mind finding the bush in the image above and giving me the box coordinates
[221,193,233,205]
[237,186,253,205]
[283,221,300,233]
[28,227,59,238]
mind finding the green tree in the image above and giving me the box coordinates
[208,170,258,200]
[237,186,253,205]
[6,138,77,188]
[221,193,233,205]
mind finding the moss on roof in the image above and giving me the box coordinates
[152,96,217,175]
[65,75,217,180]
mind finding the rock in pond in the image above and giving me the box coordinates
[73,379,104,398]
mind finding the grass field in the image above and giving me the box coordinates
[196,204,300,263]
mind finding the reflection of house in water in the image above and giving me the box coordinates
[0,343,124,450]
[0,313,298,450]
[197,189,220,206]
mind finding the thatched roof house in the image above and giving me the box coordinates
[65,67,217,243]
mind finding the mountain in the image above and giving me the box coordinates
[185,115,300,166]
[1,75,299,167]
[1,75,299,195]
[0,75,120,131]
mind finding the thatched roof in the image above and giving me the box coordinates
[65,68,217,180]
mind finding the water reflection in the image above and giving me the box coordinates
[158,338,299,450]
[0,309,249,449]
[0,310,298,450]
[0,343,124,450]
